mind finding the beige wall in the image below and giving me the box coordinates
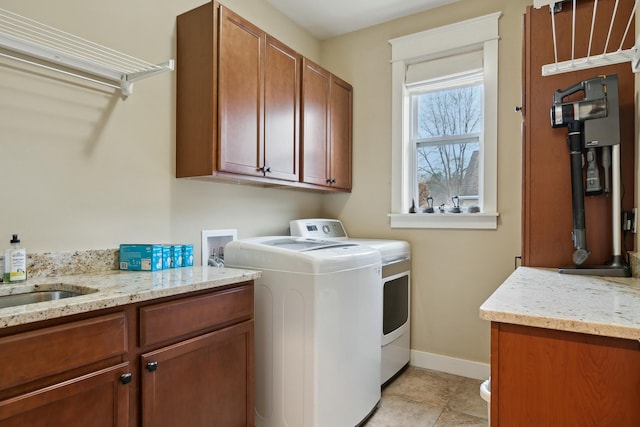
[1,0,531,366]
[0,0,323,260]
[321,0,529,364]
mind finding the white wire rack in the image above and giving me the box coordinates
[0,7,174,95]
[533,0,640,76]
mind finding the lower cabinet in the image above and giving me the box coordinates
[141,321,254,427]
[0,363,130,427]
[491,322,640,426]
[0,281,254,427]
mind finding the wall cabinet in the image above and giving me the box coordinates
[177,2,351,192]
[301,59,353,190]
[218,7,300,182]
[491,322,640,426]
[0,282,254,427]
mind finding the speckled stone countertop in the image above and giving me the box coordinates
[479,267,640,340]
[0,267,261,328]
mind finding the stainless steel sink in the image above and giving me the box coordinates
[0,285,98,309]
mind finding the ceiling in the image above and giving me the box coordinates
[264,0,462,40]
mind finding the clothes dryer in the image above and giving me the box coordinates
[290,219,411,385]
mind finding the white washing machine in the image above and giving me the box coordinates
[290,219,411,385]
[224,236,382,427]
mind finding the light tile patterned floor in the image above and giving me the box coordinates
[364,366,488,427]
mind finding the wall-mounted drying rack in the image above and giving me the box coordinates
[0,7,174,96]
[533,0,640,76]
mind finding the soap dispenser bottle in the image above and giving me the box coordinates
[3,234,27,283]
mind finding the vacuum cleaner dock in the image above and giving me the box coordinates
[551,75,631,277]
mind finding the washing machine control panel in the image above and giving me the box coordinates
[290,219,348,239]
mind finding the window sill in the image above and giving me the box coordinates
[389,212,499,230]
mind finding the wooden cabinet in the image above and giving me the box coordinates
[0,282,254,427]
[0,313,130,426]
[218,7,300,181]
[177,3,300,185]
[0,364,130,427]
[141,322,253,427]
[521,2,635,267]
[491,322,640,426]
[138,283,254,427]
[177,3,350,192]
[301,58,352,190]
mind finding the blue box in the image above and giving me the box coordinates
[170,244,183,268]
[162,246,171,269]
[182,244,194,267]
[119,244,163,271]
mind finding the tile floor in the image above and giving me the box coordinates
[364,366,489,427]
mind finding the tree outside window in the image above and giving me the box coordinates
[412,83,483,211]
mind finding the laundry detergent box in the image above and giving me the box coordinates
[119,244,163,271]
[168,244,183,268]
[182,244,194,267]
[162,245,171,269]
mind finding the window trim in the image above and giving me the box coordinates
[389,12,501,230]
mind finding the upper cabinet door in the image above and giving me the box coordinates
[264,37,301,182]
[329,75,352,190]
[301,59,352,190]
[301,58,331,186]
[218,6,264,177]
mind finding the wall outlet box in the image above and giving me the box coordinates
[119,244,163,271]
[201,229,237,266]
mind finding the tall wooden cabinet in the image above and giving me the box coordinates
[177,2,351,192]
[301,58,353,190]
[521,1,635,267]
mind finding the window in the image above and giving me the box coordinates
[389,12,501,229]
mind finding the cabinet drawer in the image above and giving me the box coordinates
[139,284,253,347]
[0,313,127,390]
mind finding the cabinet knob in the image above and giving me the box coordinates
[515,106,522,112]
[120,373,133,384]
[146,361,158,372]
[259,166,272,173]
[326,178,336,184]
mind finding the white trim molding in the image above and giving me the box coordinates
[410,349,490,380]
[389,12,502,230]
[389,212,499,229]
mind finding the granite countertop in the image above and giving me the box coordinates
[479,267,640,340]
[0,266,261,328]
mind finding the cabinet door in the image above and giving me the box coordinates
[218,6,264,177]
[492,323,640,426]
[521,2,635,267]
[329,75,352,190]
[264,36,300,181]
[0,363,130,427]
[301,58,331,186]
[141,321,254,427]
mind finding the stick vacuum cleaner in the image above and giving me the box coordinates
[550,75,630,277]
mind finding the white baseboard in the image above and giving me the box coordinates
[410,349,490,380]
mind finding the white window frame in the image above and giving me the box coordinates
[388,12,501,229]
